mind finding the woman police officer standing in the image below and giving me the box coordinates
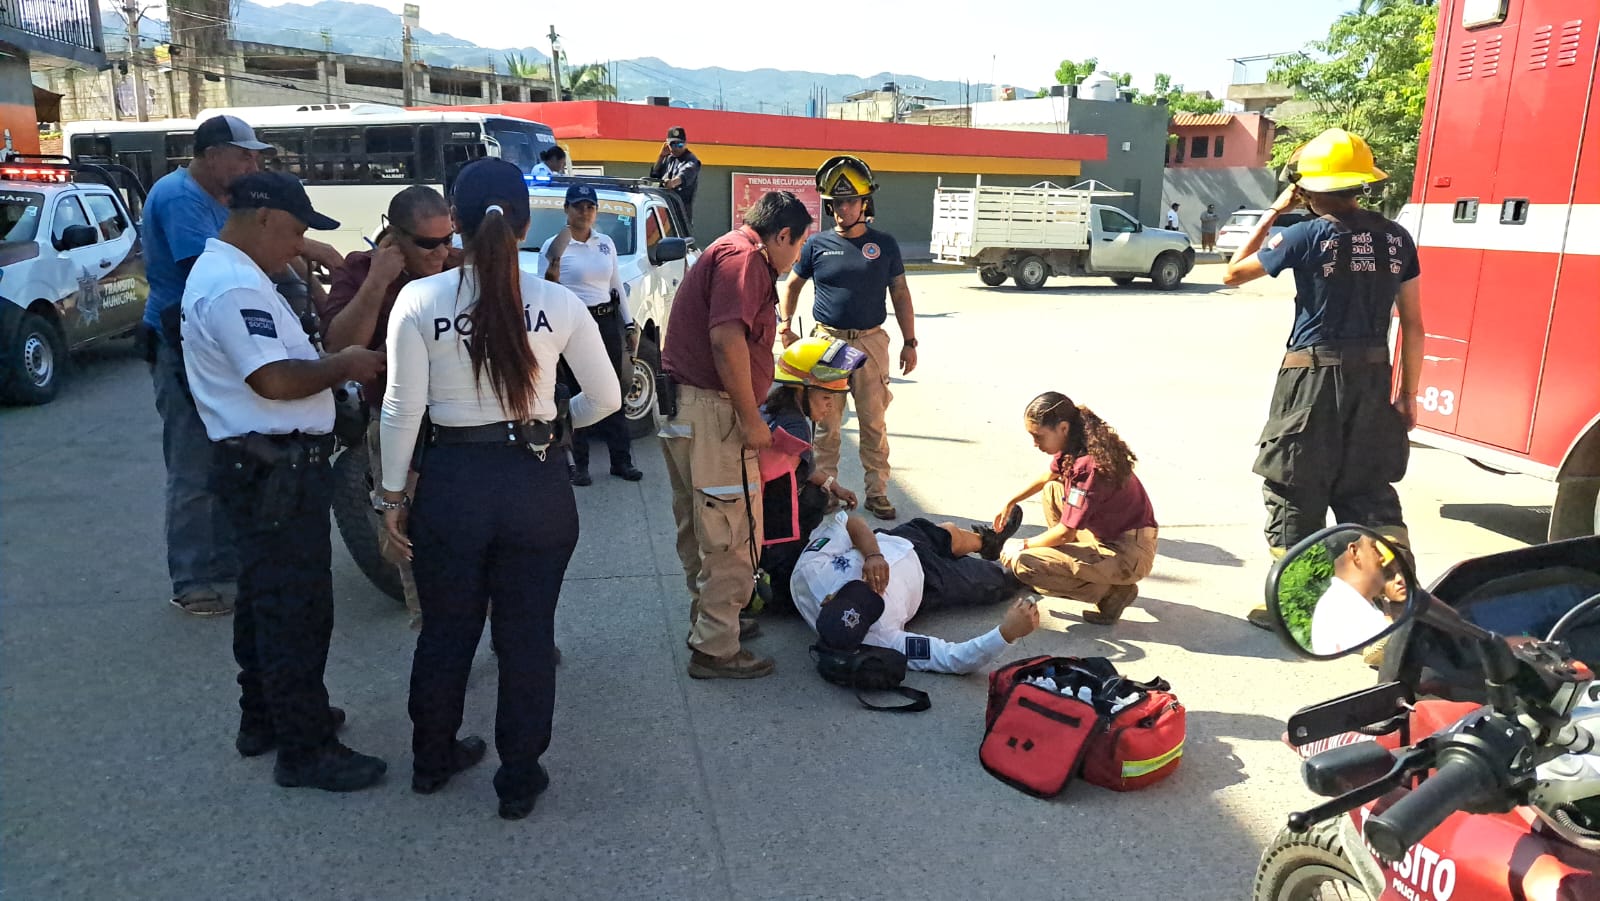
[539,182,642,485]
[377,158,620,819]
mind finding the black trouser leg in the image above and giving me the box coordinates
[565,310,632,470]
[220,455,336,758]
[884,518,1020,611]
[1329,364,1409,531]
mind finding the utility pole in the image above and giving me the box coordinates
[401,4,419,107]
[546,25,562,102]
[122,0,149,121]
[320,29,334,102]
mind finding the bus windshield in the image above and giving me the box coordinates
[486,118,555,175]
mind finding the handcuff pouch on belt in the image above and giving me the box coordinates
[217,432,333,527]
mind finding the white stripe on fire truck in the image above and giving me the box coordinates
[1399,203,1600,256]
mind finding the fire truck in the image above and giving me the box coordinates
[1399,0,1600,539]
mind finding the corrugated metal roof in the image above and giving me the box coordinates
[1171,113,1233,127]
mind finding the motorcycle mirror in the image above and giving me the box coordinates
[1266,525,1422,660]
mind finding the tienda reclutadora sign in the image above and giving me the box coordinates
[731,173,822,237]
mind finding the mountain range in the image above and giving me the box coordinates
[107,0,995,115]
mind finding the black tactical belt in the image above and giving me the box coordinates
[1281,346,1389,368]
[427,420,556,447]
[218,431,336,466]
[588,302,617,318]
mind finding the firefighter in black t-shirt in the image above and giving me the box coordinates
[1223,128,1425,630]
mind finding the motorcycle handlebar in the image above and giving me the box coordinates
[1364,750,1498,862]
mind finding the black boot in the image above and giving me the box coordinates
[610,461,644,481]
[237,706,347,758]
[972,505,1024,561]
[273,741,387,792]
[569,464,592,487]
[495,763,551,820]
[412,735,489,794]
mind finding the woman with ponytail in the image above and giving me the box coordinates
[991,391,1159,625]
[378,158,620,819]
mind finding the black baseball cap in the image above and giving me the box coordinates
[667,126,687,143]
[565,183,598,207]
[194,115,272,154]
[815,580,885,651]
[229,172,339,230]
[451,158,531,235]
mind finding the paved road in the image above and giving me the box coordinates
[0,263,1557,899]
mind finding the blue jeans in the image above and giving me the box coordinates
[149,331,236,596]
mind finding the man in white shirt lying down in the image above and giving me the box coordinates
[792,511,1039,674]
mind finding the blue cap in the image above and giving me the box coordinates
[815,580,885,651]
[565,183,598,207]
[451,158,530,235]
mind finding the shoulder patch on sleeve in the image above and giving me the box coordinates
[239,308,278,338]
[1266,232,1285,250]
[806,536,830,553]
[905,636,931,661]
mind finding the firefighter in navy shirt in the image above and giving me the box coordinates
[180,172,388,791]
[780,155,918,522]
[1223,128,1424,630]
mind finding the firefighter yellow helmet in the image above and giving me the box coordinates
[774,337,867,392]
[816,155,878,218]
[1286,128,1388,193]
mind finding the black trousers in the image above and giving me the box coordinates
[560,307,632,470]
[407,443,578,799]
[214,443,338,760]
[1253,359,1409,550]
[882,518,1023,610]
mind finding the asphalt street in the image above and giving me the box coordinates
[0,262,1558,900]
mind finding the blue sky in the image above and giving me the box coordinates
[239,0,1359,98]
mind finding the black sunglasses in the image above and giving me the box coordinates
[382,214,453,250]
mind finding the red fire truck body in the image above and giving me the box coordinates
[1402,0,1600,538]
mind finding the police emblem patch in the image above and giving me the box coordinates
[862,242,882,261]
[905,636,931,660]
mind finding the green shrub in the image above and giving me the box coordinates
[1277,544,1333,649]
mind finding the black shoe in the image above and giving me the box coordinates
[570,465,592,487]
[237,706,346,758]
[412,736,488,794]
[973,505,1024,561]
[610,462,644,482]
[273,742,387,792]
[496,764,551,820]
[739,615,761,641]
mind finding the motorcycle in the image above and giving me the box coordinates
[1252,524,1600,900]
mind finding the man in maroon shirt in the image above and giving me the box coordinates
[661,191,812,679]
[317,187,458,628]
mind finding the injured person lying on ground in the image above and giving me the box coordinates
[791,509,1038,674]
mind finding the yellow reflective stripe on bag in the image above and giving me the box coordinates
[1120,740,1185,778]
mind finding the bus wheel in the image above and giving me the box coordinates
[1550,477,1600,541]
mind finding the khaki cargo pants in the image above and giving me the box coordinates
[660,385,763,660]
[367,419,421,627]
[810,324,893,498]
[1010,481,1159,603]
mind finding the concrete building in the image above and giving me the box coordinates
[1167,112,1275,169]
[37,38,552,124]
[452,100,1107,256]
[825,83,946,123]
[899,95,1169,227]
[3,0,106,155]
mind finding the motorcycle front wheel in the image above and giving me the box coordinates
[1254,821,1374,901]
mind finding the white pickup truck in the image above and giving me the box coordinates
[931,179,1195,290]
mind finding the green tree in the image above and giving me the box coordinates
[1134,73,1224,114]
[503,52,545,81]
[1053,57,1099,86]
[563,62,616,100]
[1268,1,1437,213]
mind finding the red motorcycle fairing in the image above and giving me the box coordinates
[1285,699,1600,899]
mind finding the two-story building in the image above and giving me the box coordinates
[2,0,106,155]
[1162,111,1281,241]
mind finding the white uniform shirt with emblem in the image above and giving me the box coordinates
[180,237,334,440]
[790,511,1010,674]
[378,266,622,491]
[537,231,632,324]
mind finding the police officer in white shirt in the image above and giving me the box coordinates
[792,510,1038,674]
[1309,530,1395,655]
[539,182,641,485]
[378,158,620,820]
[181,172,389,792]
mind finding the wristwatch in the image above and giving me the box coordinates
[371,492,410,512]
[904,338,919,348]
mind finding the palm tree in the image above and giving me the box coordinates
[503,52,545,81]
[563,62,615,100]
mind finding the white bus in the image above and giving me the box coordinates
[63,103,557,253]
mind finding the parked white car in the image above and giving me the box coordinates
[0,160,148,404]
[1214,209,1314,257]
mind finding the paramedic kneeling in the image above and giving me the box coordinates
[792,510,1035,674]
[181,172,388,791]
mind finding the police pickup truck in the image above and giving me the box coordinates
[931,178,1195,290]
[0,159,148,404]
[518,176,696,439]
